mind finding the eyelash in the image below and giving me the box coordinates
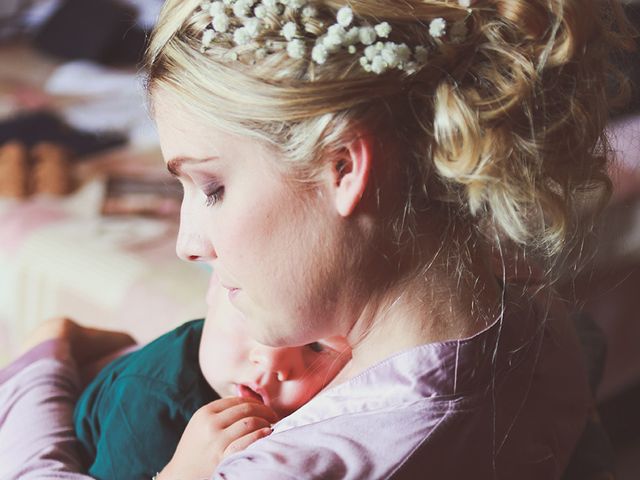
[205,186,224,207]
[307,342,326,353]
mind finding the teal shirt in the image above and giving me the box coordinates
[74,319,219,480]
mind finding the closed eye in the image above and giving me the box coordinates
[306,342,326,353]
[205,186,224,207]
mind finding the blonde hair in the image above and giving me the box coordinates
[145,0,632,273]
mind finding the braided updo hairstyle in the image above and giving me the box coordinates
[145,0,632,277]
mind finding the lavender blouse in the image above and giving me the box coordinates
[0,288,590,479]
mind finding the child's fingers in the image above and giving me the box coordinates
[215,401,279,428]
[201,396,263,414]
[224,415,272,441]
[223,427,273,458]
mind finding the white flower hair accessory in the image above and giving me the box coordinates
[197,0,474,75]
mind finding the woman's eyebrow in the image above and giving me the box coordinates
[166,156,219,177]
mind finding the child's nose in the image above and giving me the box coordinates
[249,345,302,382]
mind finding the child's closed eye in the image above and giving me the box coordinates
[306,342,326,353]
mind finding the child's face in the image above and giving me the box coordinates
[199,274,351,418]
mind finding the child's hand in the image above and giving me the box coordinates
[157,397,278,480]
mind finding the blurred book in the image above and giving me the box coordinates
[101,175,182,218]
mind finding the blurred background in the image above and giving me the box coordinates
[0,0,638,478]
[0,0,210,364]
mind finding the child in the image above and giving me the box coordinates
[73,273,351,480]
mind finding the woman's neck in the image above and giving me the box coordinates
[332,246,503,386]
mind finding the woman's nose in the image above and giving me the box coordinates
[249,345,302,382]
[176,202,216,262]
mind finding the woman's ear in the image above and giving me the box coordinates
[330,132,373,217]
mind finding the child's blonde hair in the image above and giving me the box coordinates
[145,0,632,273]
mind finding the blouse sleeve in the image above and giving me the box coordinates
[213,441,345,480]
[212,419,382,480]
[0,340,95,480]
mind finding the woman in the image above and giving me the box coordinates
[0,0,630,478]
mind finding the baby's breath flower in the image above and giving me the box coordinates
[345,26,360,45]
[253,5,266,18]
[370,56,387,74]
[262,0,279,13]
[301,5,317,19]
[287,39,306,58]
[194,0,471,74]
[233,26,252,45]
[244,17,261,37]
[336,7,354,27]
[359,56,372,72]
[381,43,400,68]
[327,24,345,39]
[202,29,216,47]
[358,26,377,45]
[288,0,305,10]
[321,24,344,51]
[209,1,226,16]
[322,36,339,51]
[374,22,391,38]
[233,0,251,17]
[282,21,298,41]
[429,18,447,38]
[364,45,377,61]
[212,13,230,32]
[311,43,329,64]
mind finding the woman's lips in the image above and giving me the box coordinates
[237,384,265,404]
